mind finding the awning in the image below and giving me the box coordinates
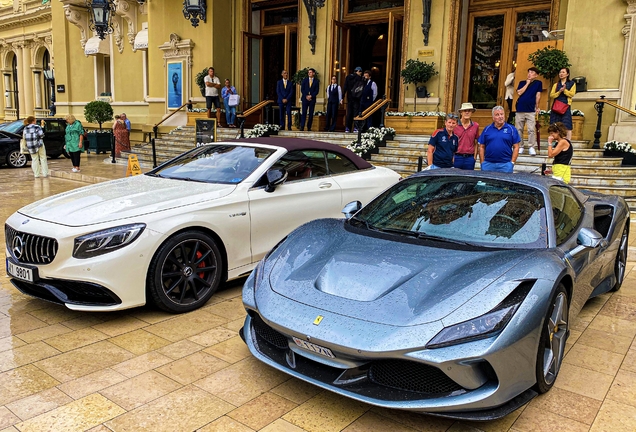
[84,36,109,56]
[134,28,148,51]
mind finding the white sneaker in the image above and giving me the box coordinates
[518,147,524,154]
[72,168,78,172]
[529,147,537,156]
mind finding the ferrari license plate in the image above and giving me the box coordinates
[293,337,335,358]
[6,258,37,283]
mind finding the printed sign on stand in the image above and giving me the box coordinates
[195,119,216,148]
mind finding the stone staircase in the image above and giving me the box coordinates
[121,126,636,212]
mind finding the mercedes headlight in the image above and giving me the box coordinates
[426,281,534,349]
[73,223,146,259]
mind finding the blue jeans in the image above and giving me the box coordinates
[481,161,514,173]
[453,154,476,170]
[223,100,236,126]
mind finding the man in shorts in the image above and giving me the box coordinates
[205,67,221,125]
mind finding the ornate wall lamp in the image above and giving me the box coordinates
[183,0,207,28]
[302,0,325,55]
[422,0,432,46]
[87,0,116,40]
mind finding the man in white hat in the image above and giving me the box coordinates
[453,102,480,170]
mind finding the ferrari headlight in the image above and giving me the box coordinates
[427,281,535,349]
[73,223,146,259]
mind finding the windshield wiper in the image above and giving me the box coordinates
[415,232,472,246]
[145,172,163,178]
[349,216,371,230]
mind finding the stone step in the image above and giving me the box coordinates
[569,175,636,187]
[371,154,624,167]
[575,186,636,197]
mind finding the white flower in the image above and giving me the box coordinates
[604,140,636,154]
[245,123,280,138]
[386,111,445,117]
[346,127,396,155]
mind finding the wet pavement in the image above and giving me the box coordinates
[0,155,636,431]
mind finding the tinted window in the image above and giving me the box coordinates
[354,176,547,248]
[44,121,65,133]
[1,120,24,134]
[150,145,274,184]
[326,152,357,175]
[270,150,328,182]
[550,186,582,244]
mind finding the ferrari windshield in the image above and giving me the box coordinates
[149,144,275,184]
[354,176,547,248]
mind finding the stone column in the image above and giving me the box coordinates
[3,74,11,108]
[21,44,34,117]
[12,45,25,116]
[34,71,42,109]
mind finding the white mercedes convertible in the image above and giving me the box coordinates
[5,138,400,313]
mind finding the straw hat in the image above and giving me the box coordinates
[458,102,475,112]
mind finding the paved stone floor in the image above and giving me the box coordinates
[0,154,635,431]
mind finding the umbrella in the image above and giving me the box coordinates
[535,113,541,151]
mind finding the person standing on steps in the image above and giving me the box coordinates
[325,76,342,132]
[515,67,542,156]
[427,113,459,169]
[277,70,294,130]
[479,106,520,173]
[453,103,480,170]
[300,68,319,131]
[204,67,222,126]
[343,67,363,132]
[359,70,377,131]
[504,69,515,124]
[549,68,576,141]
[547,122,573,183]
[221,79,238,128]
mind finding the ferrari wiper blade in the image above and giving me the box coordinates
[373,226,421,238]
[349,216,371,230]
[416,232,471,246]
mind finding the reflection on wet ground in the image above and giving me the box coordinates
[0,155,636,431]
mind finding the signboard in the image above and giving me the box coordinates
[56,85,65,93]
[167,61,184,109]
[126,154,142,176]
[195,119,216,147]
[418,49,434,57]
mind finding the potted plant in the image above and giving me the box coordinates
[384,111,445,135]
[528,47,571,82]
[292,67,319,85]
[84,100,114,154]
[195,67,209,97]
[400,59,438,110]
[603,140,636,166]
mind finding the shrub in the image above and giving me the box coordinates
[84,100,113,130]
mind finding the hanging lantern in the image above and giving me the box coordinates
[87,0,115,40]
[182,0,206,28]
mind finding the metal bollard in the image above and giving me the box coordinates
[541,163,546,176]
[417,156,423,172]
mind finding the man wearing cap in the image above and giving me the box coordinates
[427,113,459,169]
[453,103,480,170]
[343,66,364,132]
[515,67,542,156]
[478,106,520,173]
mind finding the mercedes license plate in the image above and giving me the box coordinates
[6,258,37,283]
[293,337,335,358]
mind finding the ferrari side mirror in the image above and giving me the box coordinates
[341,201,362,220]
[264,168,288,193]
[568,227,607,259]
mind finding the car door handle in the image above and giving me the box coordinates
[319,182,332,189]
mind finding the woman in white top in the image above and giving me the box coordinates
[504,69,516,124]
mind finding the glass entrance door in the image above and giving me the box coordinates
[463,6,551,120]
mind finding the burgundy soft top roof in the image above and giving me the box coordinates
[233,137,372,170]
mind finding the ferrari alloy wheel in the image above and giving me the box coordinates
[148,231,222,313]
[535,284,569,394]
[611,222,629,292]
[7,150,27,168]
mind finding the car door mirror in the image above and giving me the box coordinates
[341,201,362,220]
[264,168,288,193]
[568,227,607,259]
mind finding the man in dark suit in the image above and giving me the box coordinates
[300,68,319,131]
[276,70,293,130]
[359,70,378,130]
[343,66,363,132]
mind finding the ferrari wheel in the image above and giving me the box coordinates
[535,284,569,394]
[148,231,223,313]
[7,149,27,168]
[611,222,629,292]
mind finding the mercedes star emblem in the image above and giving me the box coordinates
[11,235,24,260]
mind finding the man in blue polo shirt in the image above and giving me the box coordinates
[478,106,520,173]
[427,114,458,169]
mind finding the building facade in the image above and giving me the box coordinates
[0,0,633,142]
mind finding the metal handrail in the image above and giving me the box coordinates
[592,96,636,149]
[149,101,204,168]
[353,97,391,147]
[237,100,275,138]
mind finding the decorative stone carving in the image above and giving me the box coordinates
[626,0,636,15]
[159,33,194,62]
[29,32,53,66]
[112,15,124,54]
[114,0,138,50]
[63,4,90,50]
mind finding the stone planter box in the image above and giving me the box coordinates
[603,150,636,166]
[384,116,444,135]
[187,112,208,126]
[522,116,584,141]
[292,115,327,131]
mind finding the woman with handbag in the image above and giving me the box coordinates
[23,116,48,178]
[547,122,573,183]
[221,79,238,128]
[549,68,576,140]
[64,114,85,172]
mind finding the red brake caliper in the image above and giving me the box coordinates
[196,251,205,278]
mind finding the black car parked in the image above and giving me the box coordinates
[0,119,69,168]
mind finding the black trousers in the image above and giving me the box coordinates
[346,98,361,131]
[279,102,292,129]
[326,101,339,131]
[300,99,316,130]
[69,151,81,167]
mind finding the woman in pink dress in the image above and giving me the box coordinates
[112,114,130,158]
